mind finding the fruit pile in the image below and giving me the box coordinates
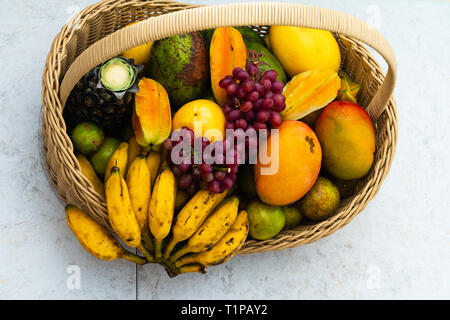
[64,25,375,277]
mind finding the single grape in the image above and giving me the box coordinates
[226,83,238,95]
[228,109,242,121]
[235,70,250,82]
[241,79,256,93]
[254,121,267,131]
[263,70,278,82]
[255,83,264,96]
[192,167,202,180]
[272,93,286,108]
[214,170,227,181]
[272,103,286,113]
[246,90,259,103]
[203,172,214,183]
[271,81,284,93]
[163,139,173,151]
[235,118,247,130]
[261,98,274,110]
[222,103,232,114]
[178,174,193,189]
[219,77,233,89]
[254,99,262,111]
[240,101,253,113]
[178,161,191,173]
[261,78,271,91]
[209,180,221,194]
[171,165,183,177]
[269,111,283,127]
[199,163,212,174]
[222,177,233,190]
[236,86,247,100]
[263,91,274,99]
[225,121,235,130]
[246,62,258,75]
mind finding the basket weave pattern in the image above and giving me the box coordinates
[41,0,397,254]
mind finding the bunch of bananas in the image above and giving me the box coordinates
[67,140,249,277]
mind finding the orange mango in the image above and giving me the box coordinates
[210,27,247,106]
[281,69,341,121]
[254,121,322,206]
[315,101,375,180]
[132,78,172,150]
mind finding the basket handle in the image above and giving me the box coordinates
[60,2,397,120]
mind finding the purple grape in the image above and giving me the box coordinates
[219,77,233,89]
[254,122,267,131]
[240,101,253,113]
[235,118,247,129]
[246,62,258,75]
[192,167,202,180]
[269,111,283,127]
[261,78,271,91]
[255,83,264,96]
[222,103,232,114]
[246,90,259,103]
[272,102,286,112]
[236,86,247,100]
[222,177,233,190]
[199,163,212,174]
[227,83,239,96]
[245,110,256,122]
[261,98,274,110]
[209,180,221,194]
[232,67,244,79]
[225,121,235,130]
[171,165,183,177]
[228,109,242,121]
[235,70,250,82]
[264,91,274,99]
[179,161,191,173]
[263,70,278,82]
[241,79,256,93]
[163,139,173,151]
[254,99,262,111]
[178,174,193,189]
[203,172,214,183]
[272,93,286,108]
[271,81,284,93]
[214,170,226,181]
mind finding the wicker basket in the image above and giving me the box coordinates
[41,0,398,255]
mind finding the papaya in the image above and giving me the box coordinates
[281,69,341,120]
[210,27,247,106]
[148,32,209,109]
[132,78,172,150]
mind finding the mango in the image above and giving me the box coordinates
[269,26,341,77]
[148,32,209,109]
[298,177,340,221]
[282,69,341,120]
[254,120,322,206]
[315,101,375,180]
[210,27,247,106]
[132,78,172,150]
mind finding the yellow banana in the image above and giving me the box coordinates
[105,166,152,261]
[177,264,207,275]
[76,154,104,198]
[146,151,161,188]
[126,154,153,251]
[65,205,146,264]
[148,166,177,258]
[126,136,144,173]
[104,142,129,183]
[164,190,227,258]
[175,210,249,268]
[170,197,239,262]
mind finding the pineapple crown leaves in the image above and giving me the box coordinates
[95,57,143,100]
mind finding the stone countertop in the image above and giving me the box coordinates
[0,0,448,299]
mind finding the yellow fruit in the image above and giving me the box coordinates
[126,136,143,173]
[104,142,128,183]
[172,99,226,142]
[175,210,248,268]
[65,205,146,264]
[163,190,227,258]
[146,151,161,189]
[269,26,341,77]
[148,166,177,258]
[121,22,153,66]
[76,154,104,198]
[282,69,341,120]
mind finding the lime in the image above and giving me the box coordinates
[71,122,104,155]
[247,201,285,240]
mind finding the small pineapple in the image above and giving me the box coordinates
[63,57,143,134]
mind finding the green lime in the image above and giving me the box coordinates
[71,122,104,154]
[247,200,285,240]
[298,177,340,221]
[283,206,302,229]
[89,137,121,176]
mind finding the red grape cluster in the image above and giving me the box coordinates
[219,63,286,131]
[163,127,240,195]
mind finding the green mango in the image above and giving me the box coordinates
[148,32,209,110]
[234,26,265,44]
[89,137,120,176]
[246,41,287,84]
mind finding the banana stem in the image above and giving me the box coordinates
[154,239,163,259]
[169,246,190,263]
[163,238,177,259]
[137,244,154,263]
[120,250,147,265]
[141,229,154,253]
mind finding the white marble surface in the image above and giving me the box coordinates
[0,0,448,299]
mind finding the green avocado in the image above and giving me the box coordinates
[148,32,209,110]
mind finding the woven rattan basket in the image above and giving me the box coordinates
[41,0,398,255]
